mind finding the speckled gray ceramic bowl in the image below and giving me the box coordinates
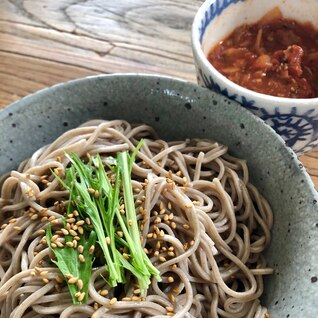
[0,74,317,317]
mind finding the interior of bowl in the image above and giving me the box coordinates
[0,74,317,317]
[200,0,318,55]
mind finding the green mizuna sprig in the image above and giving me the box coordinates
[47,141,160,303]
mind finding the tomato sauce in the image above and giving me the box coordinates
[207,14,318,98]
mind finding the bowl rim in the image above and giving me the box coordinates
[192,0,318,106]
[0,72,317,195]
[0,73,187,121]
[1,73,318,316]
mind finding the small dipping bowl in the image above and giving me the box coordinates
[192,0,318,154]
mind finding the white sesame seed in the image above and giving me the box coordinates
[68,277,78,284]
[77,292,85,302]
[51,235,59,242]
[89,245,95,255]
[77,279,83,290]
[100,289,109,296]
[61,228,69,235]
[167,276,174,283]
[109,297,117,305]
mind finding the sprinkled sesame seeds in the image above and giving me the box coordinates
[69,229,77,236]
[154,217,161,224]
[159,256,166,262]
[143,248,149,254]
[51,235,59,242]
[100,289,109,296]
[123,253,129,260]
[77,292,85,302]
[168,276,174,283]
[61,228,69,235]
[105,237,111,245]
[87,188,95,194]
[56,276,64,283]
[40,237,47,245]
[41,216,48,223]
[77,226,84,235]
[77,279,84,290]
[34,266,42,273]
[110,297,117,305]
[89,245,95,255]
[169,294,175,302]
[79,254,85,263]
[68,276,79,284]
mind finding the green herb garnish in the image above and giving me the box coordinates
[47,142,160,304]
[46,224,96,304]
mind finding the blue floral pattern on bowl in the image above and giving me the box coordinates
[199,0,244,44]
[198,68,318,153]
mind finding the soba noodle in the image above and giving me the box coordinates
[0,120,273,318]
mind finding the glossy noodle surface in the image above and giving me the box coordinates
[0,120,273,318]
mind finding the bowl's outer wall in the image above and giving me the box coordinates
[192,0,318,154]
[0,75,317,317]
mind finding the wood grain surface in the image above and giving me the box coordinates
[0,0,317,188]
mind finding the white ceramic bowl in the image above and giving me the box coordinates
[192,0,318,154]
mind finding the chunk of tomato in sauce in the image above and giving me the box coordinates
[208,17,318,98]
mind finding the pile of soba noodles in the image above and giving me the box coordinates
[0,120,273,318]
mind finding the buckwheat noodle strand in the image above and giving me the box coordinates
[0,120,273,318]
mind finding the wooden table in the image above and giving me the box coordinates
[0,0,317,188]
